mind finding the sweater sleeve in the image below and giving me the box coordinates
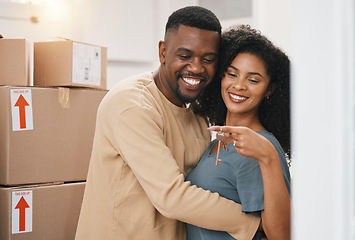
[114,105,259,240]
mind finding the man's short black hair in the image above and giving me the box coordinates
[165,6,221,36]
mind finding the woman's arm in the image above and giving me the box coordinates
[257,143,290,240]
[209,126,291,240]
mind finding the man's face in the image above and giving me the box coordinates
[158,25,220,106]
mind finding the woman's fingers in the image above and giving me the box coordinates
[207,125,222,132]
[207,125,246,134]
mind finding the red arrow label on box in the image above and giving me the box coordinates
[14,94,29,129]
[12,190,32,233]
[15,196,30,231]
[10,89,33,131]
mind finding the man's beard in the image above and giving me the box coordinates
[175,84,202,104]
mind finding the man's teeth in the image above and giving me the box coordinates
[183,77,200,85]
[230,93,247,100]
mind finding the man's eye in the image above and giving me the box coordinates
[203,58,216,63]
[178,55,191,60]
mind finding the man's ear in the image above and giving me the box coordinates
[158,40,166,64]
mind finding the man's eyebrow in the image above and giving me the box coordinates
[177,47,218,56]
[177,47,192,52]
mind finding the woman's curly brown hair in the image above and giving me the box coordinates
[196,24,291,157]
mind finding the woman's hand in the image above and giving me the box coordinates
[208,126,277,166]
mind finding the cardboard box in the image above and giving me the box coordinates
[0,86,107,185]
[34,39,107,90]
[0,39,30,86]
[0,182,85,240]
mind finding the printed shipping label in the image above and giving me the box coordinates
[72,42,101,86]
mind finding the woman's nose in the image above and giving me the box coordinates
[233,79,247,90]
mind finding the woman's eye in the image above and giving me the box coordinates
[248,79,259,83]
[227,72,237,78]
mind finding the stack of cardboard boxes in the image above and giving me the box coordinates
[0,38,108,240]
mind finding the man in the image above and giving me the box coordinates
[75,6,259,240]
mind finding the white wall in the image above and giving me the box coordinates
[252,0,293,58]
[291,0,355,238]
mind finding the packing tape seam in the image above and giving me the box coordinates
[58,87,70,109]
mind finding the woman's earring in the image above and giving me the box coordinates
[265,95,271,104]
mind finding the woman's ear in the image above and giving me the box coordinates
[265,84,276,97]
[158,40,166,64]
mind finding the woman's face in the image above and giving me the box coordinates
[221,52,271,118]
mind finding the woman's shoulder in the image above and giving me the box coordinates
[258,130,285,155]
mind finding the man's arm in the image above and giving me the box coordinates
[113,106,259,240]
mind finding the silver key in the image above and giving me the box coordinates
[216,140,222,166]
[215,131,228,166]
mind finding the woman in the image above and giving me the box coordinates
[187,25,291,240]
